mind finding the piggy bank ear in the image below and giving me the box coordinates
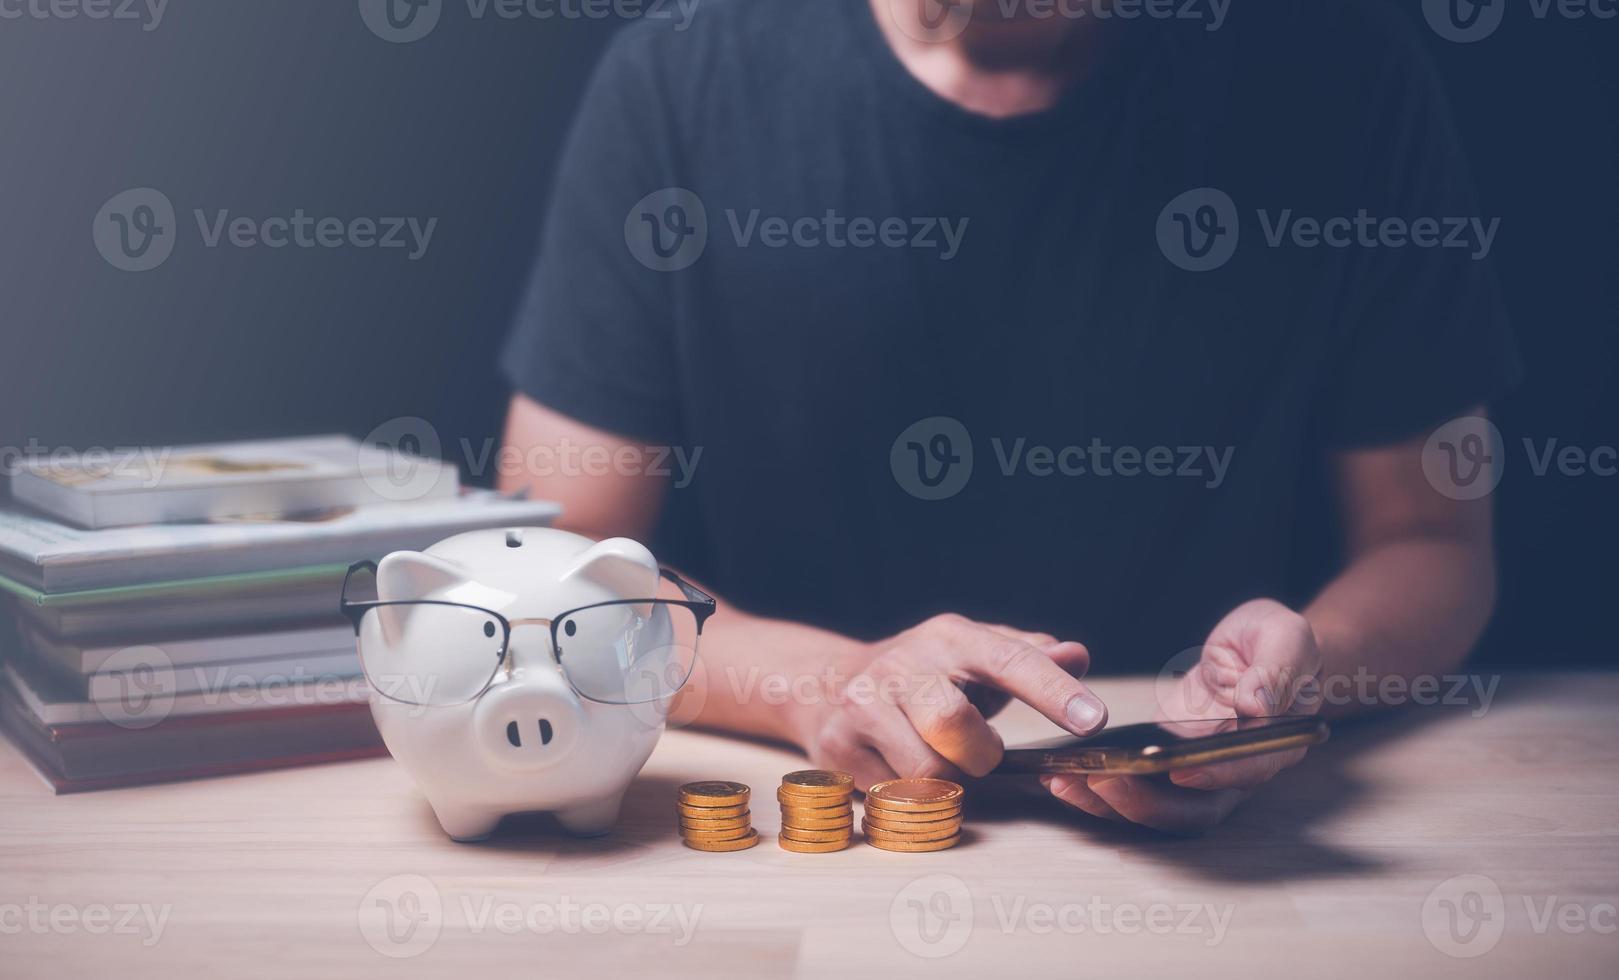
[374,551,467,644]
[563,538,659,599]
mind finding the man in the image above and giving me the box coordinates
[498,0,1519,832]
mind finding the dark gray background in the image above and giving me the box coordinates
[0,0,1613,666]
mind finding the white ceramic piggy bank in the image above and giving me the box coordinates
[360,527,684,841]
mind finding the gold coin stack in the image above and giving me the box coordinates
[777,770,855,853]
[862,777,964,852]
[677,780,759,851]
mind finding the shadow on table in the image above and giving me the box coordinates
[411,772,694,861]
[974,674,1561,884]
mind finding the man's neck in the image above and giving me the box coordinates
[871,0,1098,119]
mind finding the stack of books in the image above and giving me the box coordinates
[0,435,559,792]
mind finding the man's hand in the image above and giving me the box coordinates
[791,614,1108,789]
[1044,599,1322,834]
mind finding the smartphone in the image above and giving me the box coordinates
[995,715,1329,776]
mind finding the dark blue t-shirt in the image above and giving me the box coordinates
[503,0,1519,670]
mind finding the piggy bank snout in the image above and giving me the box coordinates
[471,678,582,771]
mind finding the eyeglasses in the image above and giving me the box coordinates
[339,560,714,707]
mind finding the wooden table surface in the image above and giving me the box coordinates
[2,672,1616,979]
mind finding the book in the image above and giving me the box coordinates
[19,622,361,699]
[78,650,360,700]
[2,652,370,727]
[22,621,356,676]
[0,681,385,793]
[0,490,561,592]
[8,435,458,528]
[0,564,349,641]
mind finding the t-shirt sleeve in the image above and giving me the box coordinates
[500,28,685,444]
[1319,29,1522,449]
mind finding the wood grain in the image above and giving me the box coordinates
[1,673,1615,978]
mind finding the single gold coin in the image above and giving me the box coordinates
[780,814,854,831]
[781,770,855,796]
[683,809,757,826]
[681,806,752,820]
[860,815,961,834]
[683,829,760,852]
[781,797,852,811]
[862,802,962,824]
[861,811,960,834]
[776,788,850,809]
[861,820,959,843]
[681,825,755,842]
[678,781,751,807]
[778,790,853,808]
[780,825,853,843]
[780,802,853,818]
[864,833,961,852]
[677,802,749,819]
[862,796,961,812]
[778,835,851,853]
[866,778,963,812]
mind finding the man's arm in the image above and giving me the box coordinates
[498,394,1108,785]
[1305,408,1498,714]
[498,393,669,541]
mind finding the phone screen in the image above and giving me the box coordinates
[997,715,1328,775]
[1015,715,1314,750]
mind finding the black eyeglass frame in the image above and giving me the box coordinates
[338,559,715,706]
